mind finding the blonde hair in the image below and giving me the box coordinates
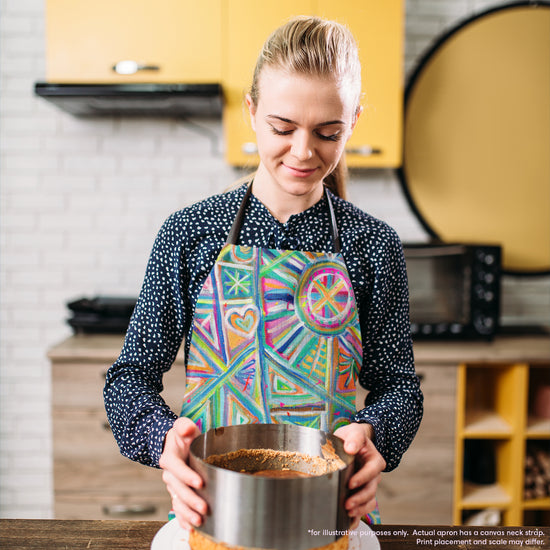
[249,16,361,199]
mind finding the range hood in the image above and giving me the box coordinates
[34,82,223,117]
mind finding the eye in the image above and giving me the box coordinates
[269,124,293,136]
[316,130,342,142]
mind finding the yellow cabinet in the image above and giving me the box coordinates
[223,0,404,168]
[222,0,315,168]
[45,0,222,83]
[45,1,403,167]
[317,1,404,168]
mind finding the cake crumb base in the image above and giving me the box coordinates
[189,529,349,550]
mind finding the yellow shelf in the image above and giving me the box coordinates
[463,411,513,437]
[522,497,550,510]
[461,482,512,508]
[525,416,550,437]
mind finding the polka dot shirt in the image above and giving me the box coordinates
[103,183,423,471]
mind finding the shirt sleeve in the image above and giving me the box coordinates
[103,214,187,468]
[352,228,424,472]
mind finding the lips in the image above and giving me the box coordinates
[282,163,318,178]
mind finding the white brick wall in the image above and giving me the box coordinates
[1,0,548,518]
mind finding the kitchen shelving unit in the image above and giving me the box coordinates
[453,361,550,526]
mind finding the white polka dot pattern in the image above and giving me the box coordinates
[103,184,423,471]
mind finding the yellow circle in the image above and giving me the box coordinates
[403,5,550,273]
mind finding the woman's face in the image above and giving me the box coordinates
[247,67,359,203]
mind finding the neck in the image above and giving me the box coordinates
[251,165,324,223]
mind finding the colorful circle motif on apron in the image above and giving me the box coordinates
[180,186,362,434]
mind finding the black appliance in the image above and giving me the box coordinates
[403,243,502,339]
[67,296,137,334]
[34,83,223,117]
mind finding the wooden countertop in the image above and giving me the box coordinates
[0,520,160,550]
[48,333,550,365]
[0,520,548,550]
[411,334,550,365]
[47,334,187,364]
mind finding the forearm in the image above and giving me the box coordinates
[104,361,178,467]
[103,213,189,466]
[353,371,423,471]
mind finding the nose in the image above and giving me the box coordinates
[290,131,313,161]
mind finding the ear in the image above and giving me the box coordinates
[351,105,363,132]
[245,93,257,132]
[345,105,362,143]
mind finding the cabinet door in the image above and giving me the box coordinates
[51,356,186,520]
[317,0,404,167]
[223,1,404,167]
[377,365,456,524]
[45,0,222,83]
[222,0,315,167]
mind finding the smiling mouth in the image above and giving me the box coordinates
[283,164,318,177]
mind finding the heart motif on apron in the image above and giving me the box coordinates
[226,306,259,336]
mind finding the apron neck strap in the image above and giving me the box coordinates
[325,185,341,254]
[226,183,341,253]
[226,183,253,246]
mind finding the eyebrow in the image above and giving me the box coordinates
[266,115,345,127]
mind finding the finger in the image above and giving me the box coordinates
[164,472,208,525]
[344,438,365,455]
[173,417,201,441]
[162,468,207,500]
[161,453,204,490]
[162,472,207,514]
[172,493,204,530]
[172,484,207,523]
[348,454,385,490]
[160,424,204,490]
[160,417,200,464]
[345,475,379,513]
[351,440,386,484]
[334,424,368,455]
[168,419,201,461]
[347,496,377,525]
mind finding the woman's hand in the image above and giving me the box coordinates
[159,417,207,530]
[333,422,386,529]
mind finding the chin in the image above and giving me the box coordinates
[277,175,325,197]
[286,184,323,200]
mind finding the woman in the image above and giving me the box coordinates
[104,15,423,532]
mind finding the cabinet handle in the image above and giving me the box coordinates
[112,60,161,75]
[345,145,382,156]
[241,142,383,158]
[241,142,258,155]
[102,503,157,516]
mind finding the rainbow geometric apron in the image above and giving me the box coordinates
[178,184,381,524]
[180,185,361,433]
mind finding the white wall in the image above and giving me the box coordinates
[1,0,547,518]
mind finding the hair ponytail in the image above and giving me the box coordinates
[324,158,348,200]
